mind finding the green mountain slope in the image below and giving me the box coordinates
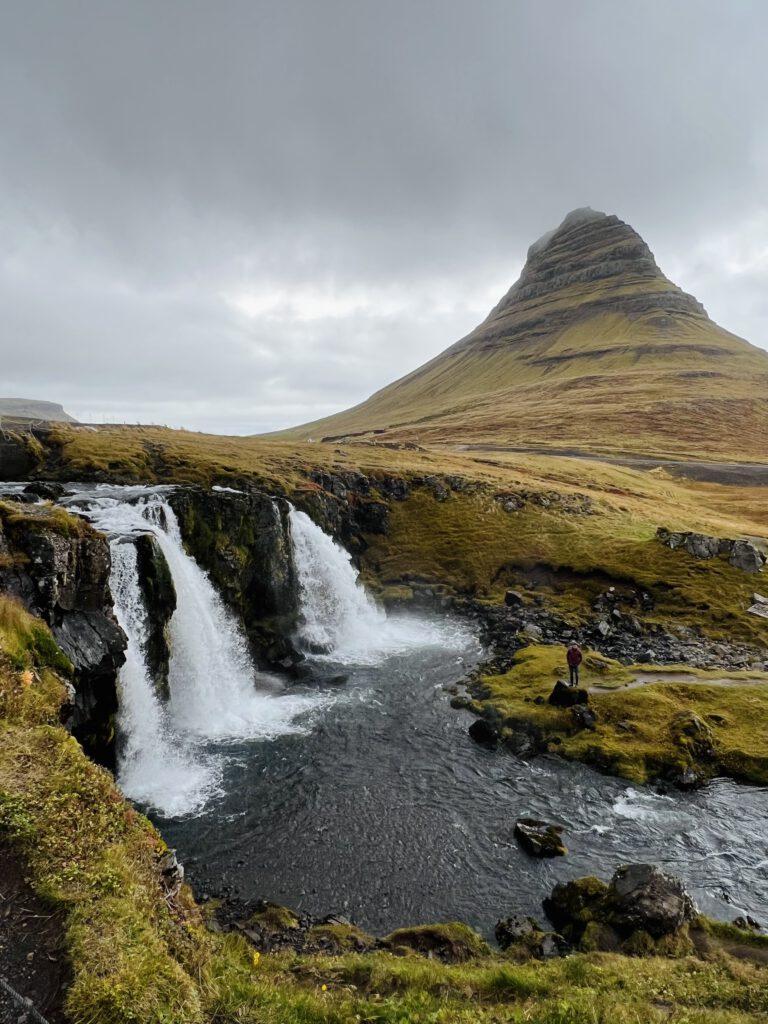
[279,208,768,460]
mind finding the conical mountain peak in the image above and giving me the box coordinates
[482,209,705,339]
[280,209,768,459]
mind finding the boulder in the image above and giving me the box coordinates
[609,864,696,937]
[504,589,524,608]
[730,540,766,574]
[549,680,589,707]
[468,718,500,748]
[494,914,568,959]
[570,705,597,730]
[514,818,567,857]
[544,865,696,946]
[23,481,65,500]
[684,533,720,560]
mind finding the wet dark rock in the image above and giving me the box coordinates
[168,487,299,666]
[23,480,65,500]
[468,718,500,748]
[0,503,126,767]
[353,499,389,534]
[504,589,524,607]
[548,680,589,707]
[134,533,176,699]
[514,818,567,857]
[609,864,696,937]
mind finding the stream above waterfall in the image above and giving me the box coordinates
[10,482,768,938]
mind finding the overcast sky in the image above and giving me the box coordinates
[1,1,767,434]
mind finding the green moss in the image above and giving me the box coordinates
[0,499,90,539]
[364,488,768,645]
[382,922,492,962]
[478,645,768,786]
[306,922,375,952]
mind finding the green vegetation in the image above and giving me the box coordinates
[365,488,768,645]
[0,498,91,539]
[476,645,768,785]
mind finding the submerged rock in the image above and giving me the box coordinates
[514,818,567,857]
[468,718,500,748]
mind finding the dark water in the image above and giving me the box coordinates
[154,613,768,938]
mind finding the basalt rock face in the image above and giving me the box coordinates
[134,533,176,699]
[0,503,126,766]
[168,487,299,665]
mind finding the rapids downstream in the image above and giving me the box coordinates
[56,487,768,936]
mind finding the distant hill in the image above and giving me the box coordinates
[0,397,76,423]
[278,208,768,460]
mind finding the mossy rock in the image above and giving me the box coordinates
[306,922,375,953]
[578,919,621,952]
[382,922,491,963]
[247,901,301,934]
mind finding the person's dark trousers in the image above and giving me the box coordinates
[569,665,579,686]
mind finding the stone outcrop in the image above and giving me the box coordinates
[657,527,766,573]
[543,864,697,950]
[0,501,126,765]
[168,487,300,666]
[134,533,176,698]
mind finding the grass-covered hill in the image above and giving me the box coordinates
[277,208,768,460]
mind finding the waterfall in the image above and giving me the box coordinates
[78,489,322,817]
[108,538,219,816]
[288,506,459,664]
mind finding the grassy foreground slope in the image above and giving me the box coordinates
[3,594,768,1023]
[277,209,768,459]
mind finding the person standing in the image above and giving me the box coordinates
[566,643,583,686]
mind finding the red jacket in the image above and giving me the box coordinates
[567,646,583,667]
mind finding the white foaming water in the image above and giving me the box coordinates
[288,506,469,664]
[109,539,219,816]
[82,491,323,816]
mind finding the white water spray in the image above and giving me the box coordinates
[80,489,322,816]
[288,506,466,663]
[109,539,218,816]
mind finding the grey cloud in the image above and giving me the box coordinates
[1,0,767,431]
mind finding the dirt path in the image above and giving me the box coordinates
[0,846,68,1024]
[590,671,768,694]
[452,444,768,486]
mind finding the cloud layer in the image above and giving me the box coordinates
[2,0,766,432]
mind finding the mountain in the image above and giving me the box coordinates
[280,208,768,460]
[0,397,76,423]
